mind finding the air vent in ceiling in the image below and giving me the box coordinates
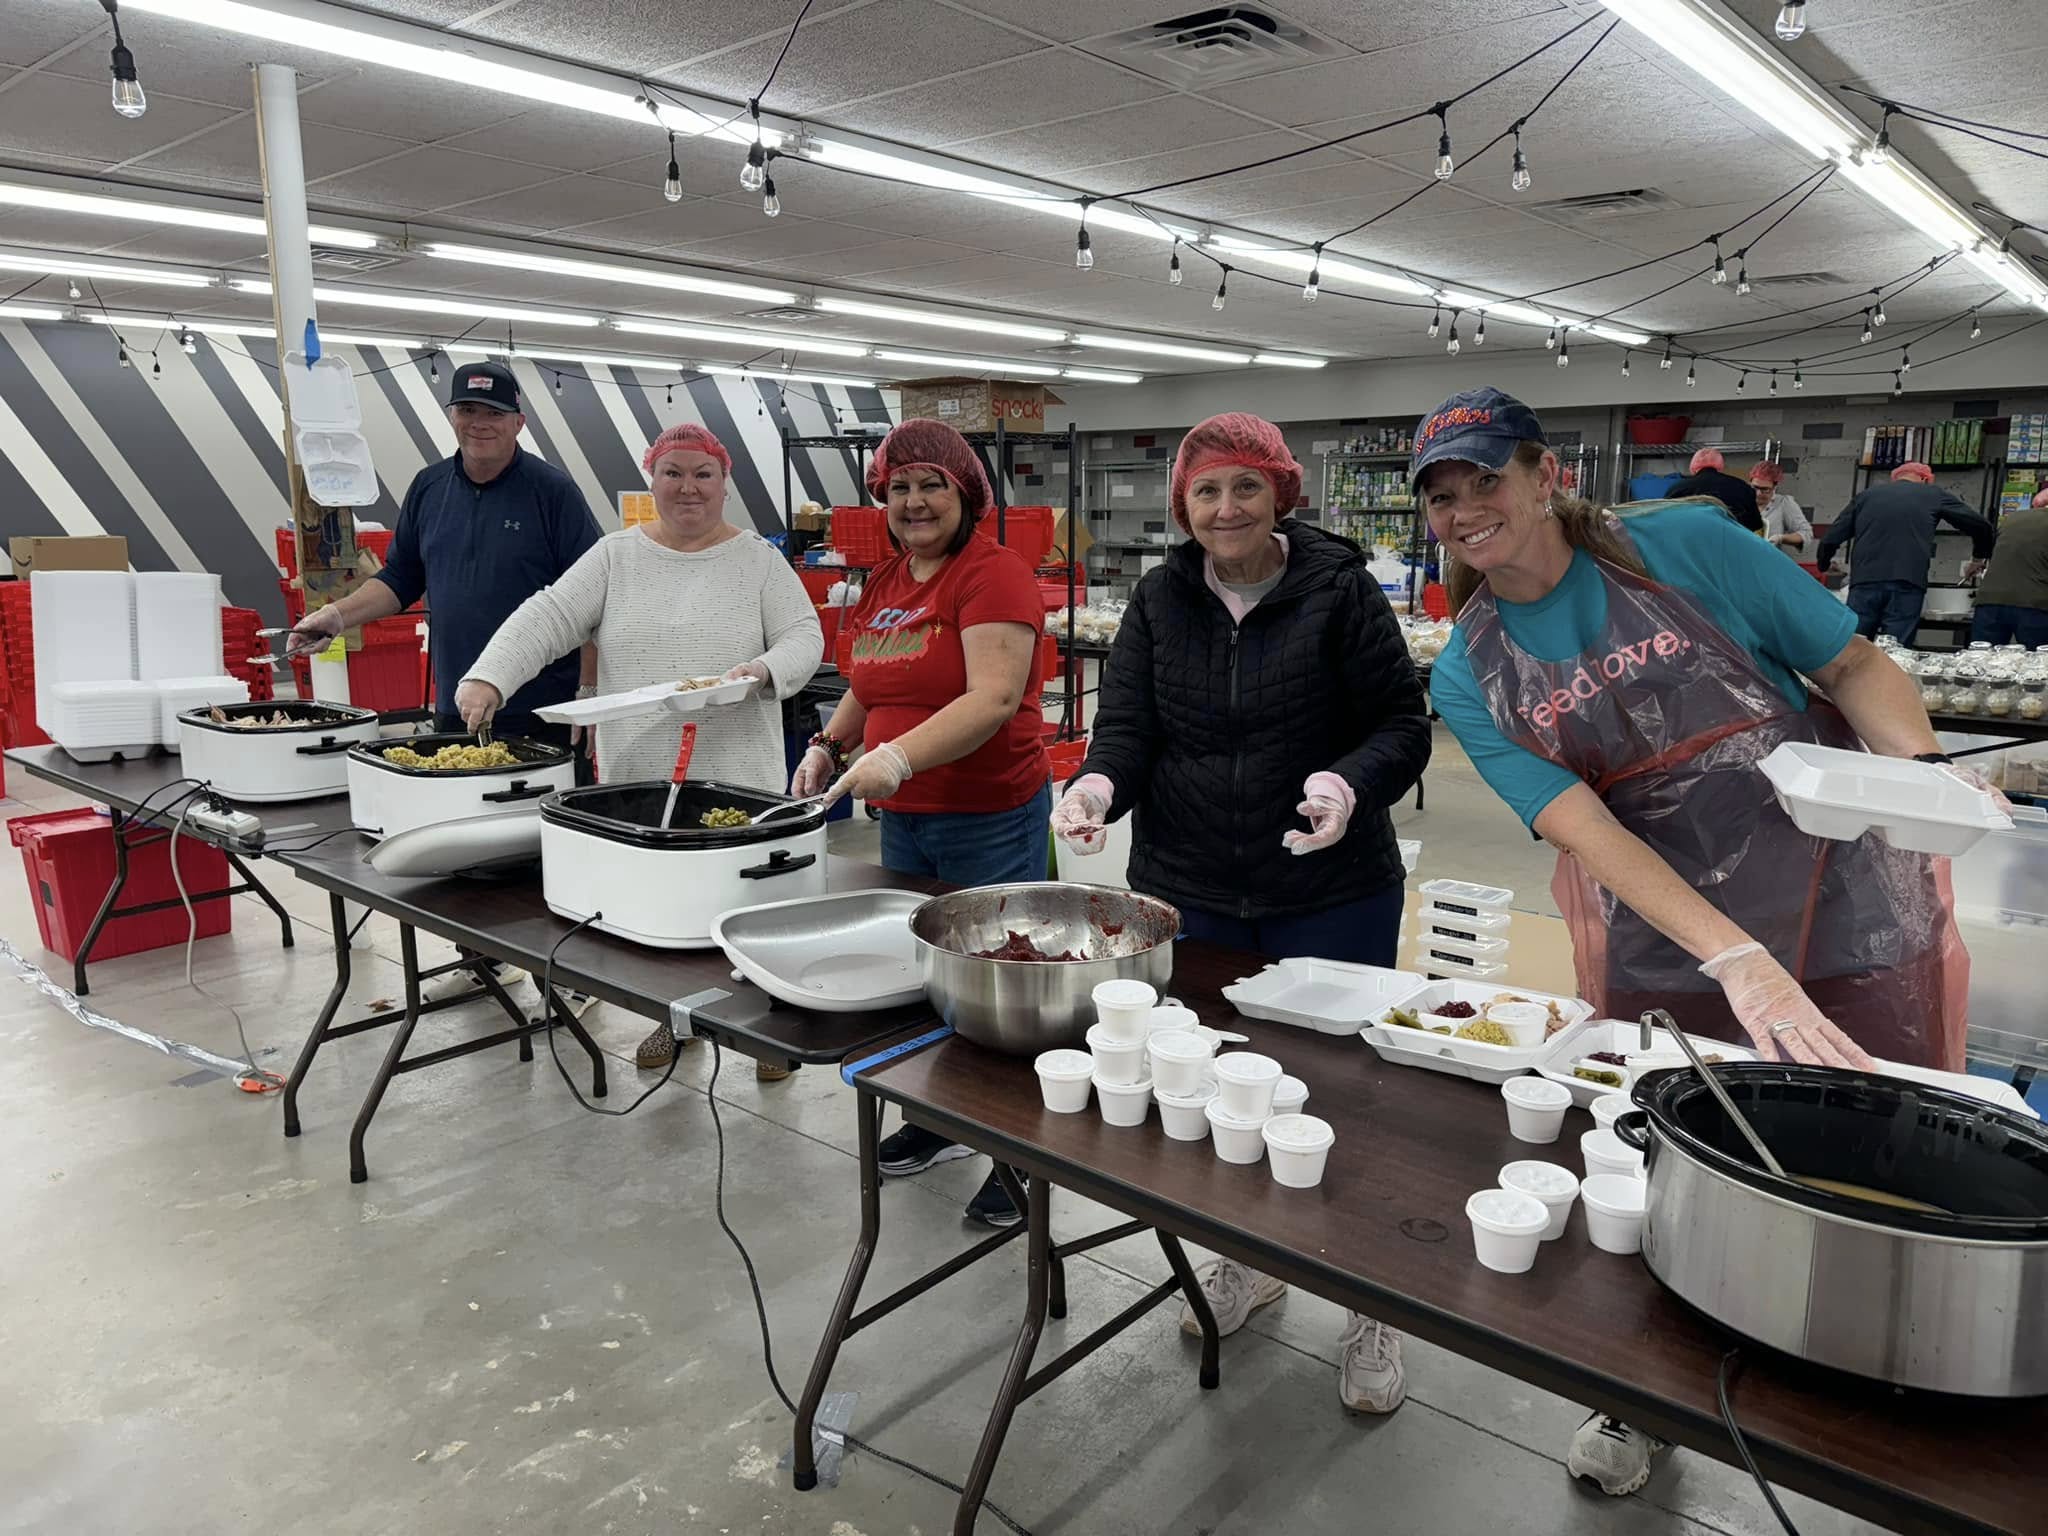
[1527,188,1678,218]
[1091,7,1346,86]
[311,247,404,272]
[747,305,821,322]
[1746,271,1848,288]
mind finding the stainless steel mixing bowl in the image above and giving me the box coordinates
[909,883,1180,1055]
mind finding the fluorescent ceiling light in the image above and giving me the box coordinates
[1595,0,1854,160]
[0,180,377,248]
[874,349,1061,378]
[1073,333,1253,365]
[1060,368,1144,384]
[80,313,270,337]
[992,196,1196,243]
[812,297,1068,344]
[803,138,1026,198]
[0,252,214,288]
[422,243,795,305]
[1579,322,1653,346]
[1435,290,1560,328]
[1253,353,1328,369]
[699,363,880,389]
[1836,156,1979,252]
[447,342,682,371]
[323,332,431,348]
[616,319,870,357]
[232,277,600,327]
[1210,240,1435,299]
[0,303,64,320]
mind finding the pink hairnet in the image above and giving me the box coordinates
[1748,460,1783,488]
[1688,448,1725,474]
[866,418,992,516]
[2033,486,2048,509]
[1892,461,1935,484]
[643,422,731,476]
[1170,412,1303,531]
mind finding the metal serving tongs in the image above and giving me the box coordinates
[1641,1008,1787,1179]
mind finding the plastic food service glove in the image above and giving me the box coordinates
[453,678,502,734]
[284,605,345,658]
[723,659,773,691]
[789,744,836,799]
[1698,942,1876,1070]
[1280,772,1354,856]
[1940,761,2015,820]
[1051,774,1114,855]
[821,741,911,810]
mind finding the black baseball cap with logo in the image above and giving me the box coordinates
[448,359,521,413]
[1409,386,1546,488]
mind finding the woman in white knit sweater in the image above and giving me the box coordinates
[456,422,823,792]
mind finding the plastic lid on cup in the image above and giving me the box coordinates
[1501,1075,1571,1109]
[1466,1187,1549,1234]
[1262,1113,1334,1152]
[1500,1160,1579,1199]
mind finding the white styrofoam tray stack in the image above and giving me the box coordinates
[134,573,223,683]
[45,680,160,756]
[1760,741,2011,856]
[1364,978,1594,1083]
[155,675,251,751]
[1223,958,1425,1034]
[32,569,135,724]
[535,675,760,727]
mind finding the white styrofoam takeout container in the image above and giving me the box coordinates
[1366,979,1594,1084]
[1223,957,1425,1034]
[1759,740,2011,856]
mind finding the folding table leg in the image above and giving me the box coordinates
[994,1163,1062,1319]
[536,981,609,1098]
[73,809,134,996]
[793,1091,885,1492]
[283,892,353,1138]
[224,848,294,951]
[473,959,535,1061]
[1159,1232,1221,1389]
[953,1174,1052,1535]
[347,922,426,1184]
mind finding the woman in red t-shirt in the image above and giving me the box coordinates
[792,417,1050,1226]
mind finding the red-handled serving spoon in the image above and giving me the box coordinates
[659,721,698,829]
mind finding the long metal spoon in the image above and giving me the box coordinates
[1641,1008,1788,1179]
[748,794,829,826]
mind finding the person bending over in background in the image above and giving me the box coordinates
[1816,461,1997,644]
[791,417,1051,1230]
[1971,485,2048,647]
[1749,460,1811,555]
[1665,447,1762,533]
[1052,411,1431,1415]
[457,422,822,1079]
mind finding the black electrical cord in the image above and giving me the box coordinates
[1716,1350,1802,1535]
[258,825,366,856]
[538,912,685,1116]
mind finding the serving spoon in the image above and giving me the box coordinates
[1642,1008,1787,1179]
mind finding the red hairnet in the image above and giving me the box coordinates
[866,418,992,516]
[643,422,731,476]
[1170,412,1303,531]
[1892,461,1935,484]
[1688,448,1725,474]
[1748,461,1783,487]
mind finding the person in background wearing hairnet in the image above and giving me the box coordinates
[1665,447,1762,532]
[1816,461,1997,643]
[1748,460,1811,555]
[1970,484,2048,647]
[1053,412,1431,1415]
[1415,386,1978,1496]
[793,417,1052,1230]
[459,422,823,1079]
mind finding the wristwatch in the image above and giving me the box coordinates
[1912,751,1953,765]
[575,684,598,699]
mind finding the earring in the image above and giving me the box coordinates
[1544,498,1559,519]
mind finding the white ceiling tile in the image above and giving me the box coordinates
[437,103,679,175]
[674,218,890,263]
[950,96,1278,176]
[0,71,239,170]
[945,0,1193,46]
[42,10,346,106]
[296,71,525,142]
[561,194,782,250]
[325,0,487,24]
[125,118,414,191]
[706,159,935,225]
[468,0,819,74]
[829,47,1166,144]
[817,235,986,275]
[307,145,548,212]
[434,172,669,233]
[1263,0,1572,53]
[0,1,99,68]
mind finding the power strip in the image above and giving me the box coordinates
[187,800,265,848]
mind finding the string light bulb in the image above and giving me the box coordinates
[1212,267,1230,312]
[666,384,673,406]
[1473,313,1485,347]
[1510,125,1530,192]
[1970,311,1982,339]
[1900,347,1912,372]
[428,357,439,384]
[1428,303,1440,339]
[1433,106,1454,180]
[740,101,767,192]
[1074,222,1093,271]
[1545,326,1558,351]
[1736,369,1747,393]
[1710,238,1728,285]
[663,132,683,203]
[1775,1,1806,40]
[1768,370,1778,396]
[1892,369,1903,396]
[1735,257,1751,296]
[1446,314,1461,355]
[178,329,195,354]
[1873,296,1887,327]
[1870,106,1893,166]
[1860,310,1874,344]
[1793,363,1804,390]
[151,355,160,378]
[761,171,780,218]
[554,371,563,396]
[1686,359,1697,388]
[1302,244,1321,303]
[117,345,129,368]
[67,279,82,300]
[1556,333,1570,368]
[1620,351,1631,378]
[1167,241,1183,286]
[1659,338,1674,370]
[101,0,146,119]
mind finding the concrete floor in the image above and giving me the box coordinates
[0,727,1895,1536]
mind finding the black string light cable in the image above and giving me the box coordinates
[1838,83,2048,162]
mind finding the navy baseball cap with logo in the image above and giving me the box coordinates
[449,359,521,413]
[1409,387,1546,488]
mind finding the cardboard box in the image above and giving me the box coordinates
[898,377,1060,434]
[1049,508,1093,564]
[10,535,128,580]
[792,503,832,532]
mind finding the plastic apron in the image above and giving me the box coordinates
[1457,535,1967,1069]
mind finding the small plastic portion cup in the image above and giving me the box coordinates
[1154,1079,1217,1142]
[1501,1075,1571,1144]
[1205,1099,1269,1164]
[1466,1187,1549,1274]
[1093,978,1157,1042]
[1581,1174,1647,1254]
[1148,1028,1216,1096]
[1033,1048,1095,1113]
[1271,1074,1309,1116]
[1589,1093,1634,1134]
[1498,1159,1581,1240]
[1086,1022,1147,1087]
[1148,1003,1201,1035]
[1581,1127,1646,1182]
[1263,1113,1335,1188]
[1094,1073,1153,1128]
[1213,1051,1283,1119]
[1485,1000,1551,1047]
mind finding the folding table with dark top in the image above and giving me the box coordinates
[801,940,2047,1536]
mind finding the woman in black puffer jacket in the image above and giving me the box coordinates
[1054,412,1430,963]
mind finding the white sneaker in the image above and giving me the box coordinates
[425,958,517,1003]
[1178,1258,1286,1338]
[1567,1413,1667,1496]
[538,983,598,1019]
[1336,1312,1406,1414]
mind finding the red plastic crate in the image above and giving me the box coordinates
[835,625,855,675]
[346,640,426,712]
[830,506,891,568]
[798,567,843,604]
[979,506,1057,570]
[815,603,843,655]
[9,809,232,962]
[360,612,423,647]
[1047,736,1088,780]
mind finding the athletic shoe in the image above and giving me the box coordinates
[1178,1258,1287,1338]
[1567,1413,1668,1496]
[964,1167,1023,1228]
[541,984,597,1019]
[1336,1313,1406,1413]
[424,957,516,1003]
[876,1123,974,1177]
[755,1060,793,1082]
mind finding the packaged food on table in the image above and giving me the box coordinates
[2020,651,2047,720]
[1949,642,1993,716]
[1908,652,1952,713]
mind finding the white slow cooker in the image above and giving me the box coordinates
[176,700,381,802]
[347,731,578,840]
[539,780,829,949]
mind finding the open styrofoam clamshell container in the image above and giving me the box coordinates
[1365,978,1594,1084]
[1223,957,1425,1034]
[1760,740,2011,856]
[536,675,760,727]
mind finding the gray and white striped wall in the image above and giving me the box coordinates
[0,317,899,625]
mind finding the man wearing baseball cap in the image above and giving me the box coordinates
[1815,460,1996,642]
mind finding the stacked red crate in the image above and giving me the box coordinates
[9,809,232,960]
[220,606,273,703]
[277,526,412,704]
[0,585,48,747]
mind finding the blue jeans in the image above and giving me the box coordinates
[1846,580,1924,643]
[1972,603,2048,648]
[880,782,1053,887]
[1177,881,1406,966]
